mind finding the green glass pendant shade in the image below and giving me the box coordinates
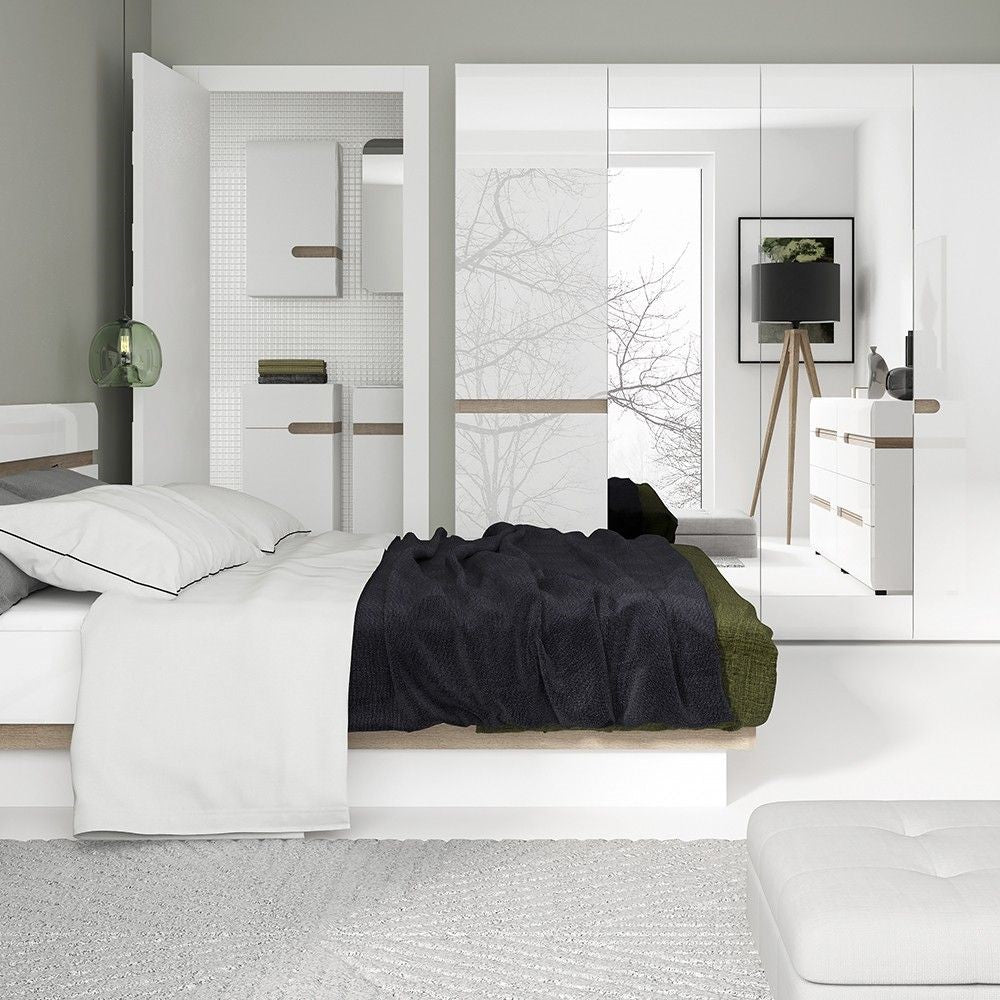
[89,317,162,388]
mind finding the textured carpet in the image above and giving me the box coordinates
[0,838,769,1000]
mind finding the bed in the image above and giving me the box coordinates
[0,403,776,835]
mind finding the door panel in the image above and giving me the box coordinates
[913,65,1000,638]
[131,55,209,484]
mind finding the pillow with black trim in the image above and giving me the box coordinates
[166,483,308,553]
[0,484,258,600]
[0,469,104,615]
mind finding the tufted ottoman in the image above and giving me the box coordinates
[747,801,1000,999]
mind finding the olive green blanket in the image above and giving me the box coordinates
[676,544,776,730]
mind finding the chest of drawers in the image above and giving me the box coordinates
[809,397,912,593]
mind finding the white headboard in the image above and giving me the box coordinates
[0,404,99,479]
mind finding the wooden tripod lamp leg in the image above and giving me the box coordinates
[798,328,823,398]
[749,330,793,517]
[786,330,801,544]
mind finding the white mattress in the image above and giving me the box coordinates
[0,588,96,724]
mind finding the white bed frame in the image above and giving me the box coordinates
[0,402,750,813]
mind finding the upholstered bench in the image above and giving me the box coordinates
[675,508,757,558]
[747,801,1000,999]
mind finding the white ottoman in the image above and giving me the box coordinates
[674,508,757,558]
[747,801,1000,999]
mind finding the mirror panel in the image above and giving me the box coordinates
[609,64,763,614]
[758,64,913,638]
[362,138,403,293]
[913,65,1000,638]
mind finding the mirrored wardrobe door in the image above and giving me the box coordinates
[608,64,763,614]
[758,65,914,639]
[913,65,1000,639]
[454,65,609,537]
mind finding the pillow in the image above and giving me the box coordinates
[0,469,103,615]
[0,484,258,600]
[166,483,307,553]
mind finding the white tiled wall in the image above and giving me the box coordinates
[210,91,403,528]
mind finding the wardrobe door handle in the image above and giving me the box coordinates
[914,398,940,414]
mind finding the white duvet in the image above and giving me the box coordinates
[71,530,392,837]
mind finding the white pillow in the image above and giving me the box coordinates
[166,483,307,553]
[0,484,259,600]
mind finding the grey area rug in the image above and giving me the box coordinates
[710,556,746,568]
[0,839,768,1000]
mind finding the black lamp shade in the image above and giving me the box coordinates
[752,262,840,326]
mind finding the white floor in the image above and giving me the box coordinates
[721,536,912,640]
[4,640,998,842]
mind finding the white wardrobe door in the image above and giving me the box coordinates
[455,413,607,539]
[913,65,1000,638]
[455,65,608,535]
[131,55,209,485]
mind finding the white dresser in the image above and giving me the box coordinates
[351,386,403,535]
[242,383,342,532]
[809,397,912,593]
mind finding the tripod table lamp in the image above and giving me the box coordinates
[748,261,840,544]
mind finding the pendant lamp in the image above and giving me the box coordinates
[89,0,161,388]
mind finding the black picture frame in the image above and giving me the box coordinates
[738,216,855,364]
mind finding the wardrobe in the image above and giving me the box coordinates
[455,63,1000,641]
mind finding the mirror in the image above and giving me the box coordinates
[608,65,764,618]
[362,138,403,293]
[757,65,914,639]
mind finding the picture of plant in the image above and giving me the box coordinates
[757,235,836,344]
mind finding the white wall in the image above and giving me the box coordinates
[854,109,913,383]
[646,127,856,539]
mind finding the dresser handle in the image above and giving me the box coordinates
[809,495,831,511]
[914,398,940,414]
[814,427,837,440]
[837,506,864,527]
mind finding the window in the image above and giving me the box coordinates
[608,159,712,509]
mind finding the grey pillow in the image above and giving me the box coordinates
[0,469,104,615]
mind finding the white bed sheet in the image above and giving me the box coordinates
[0,589,97,724]
[71,531,391,838]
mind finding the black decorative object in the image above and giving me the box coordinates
[751,262,841,328]
[886,330,914,401]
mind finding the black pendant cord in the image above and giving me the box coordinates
[121,0,129,321]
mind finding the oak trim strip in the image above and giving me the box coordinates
[348,724,755,752]
[813,427,837,441]
[354,422,403,436]
[0,724,72,750]
[915,398,941,414]
[809,495,831,511]
[290,245,342,259]
[0,723,755,753]
[287,422,342,435]
[0,450,96,478]
[842,432,913,450]
[455,399,608,415]
[837,506,865,527]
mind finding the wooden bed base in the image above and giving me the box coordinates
[0,723,755,752]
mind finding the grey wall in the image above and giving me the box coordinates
[148,1,1000,526]
[0,0,150,482]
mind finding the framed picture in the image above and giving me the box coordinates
[738,216,854,364]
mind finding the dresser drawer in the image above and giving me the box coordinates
[809,496,836,559]
[811,429,838,473]
[836,475,873,527]
[809,465,835,506]
[835,509,873,588]
[243,384,337,428]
